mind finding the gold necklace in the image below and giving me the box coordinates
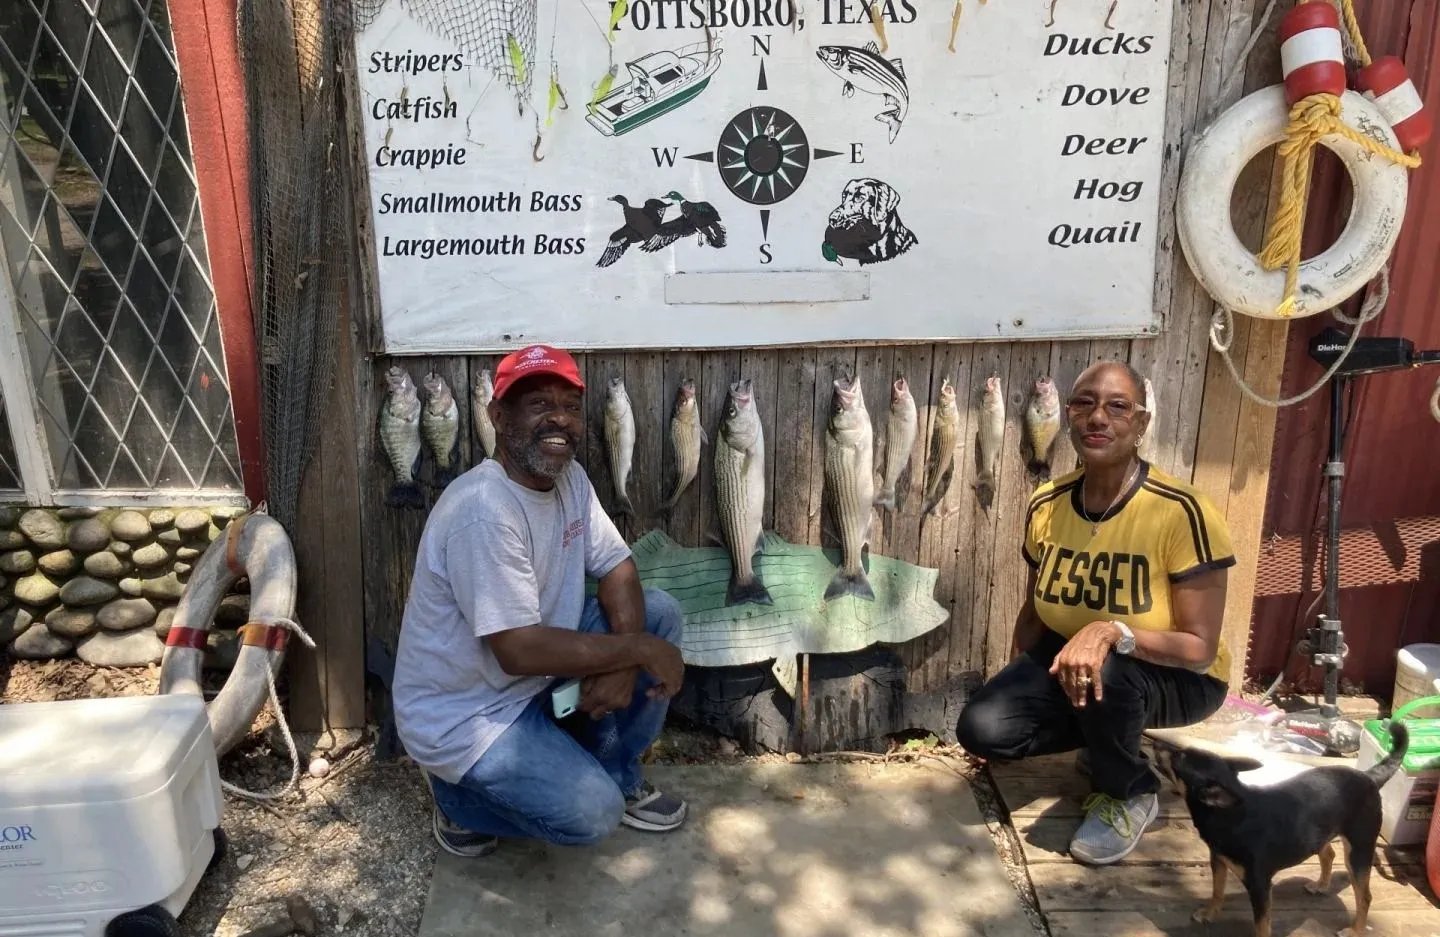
[1080,460,1139,536]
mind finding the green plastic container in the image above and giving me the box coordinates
[1359,695,1440,844]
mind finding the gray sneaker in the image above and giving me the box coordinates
[622,780,688,832]
[1069,792,1158,865]
[432,805,499,858]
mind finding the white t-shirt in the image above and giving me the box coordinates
[393,459,632,783]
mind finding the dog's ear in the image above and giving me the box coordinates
[867,181,899,227]
[1222,756,1265,774]
[1196,781,1240,808]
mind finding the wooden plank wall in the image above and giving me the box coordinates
[358,335,1213,703]
[330,0,1293,738]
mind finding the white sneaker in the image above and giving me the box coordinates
[1069,792,1158,865]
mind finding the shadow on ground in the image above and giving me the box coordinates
[421,758,1039,937]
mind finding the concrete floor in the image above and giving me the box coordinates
[419,760,1035,937]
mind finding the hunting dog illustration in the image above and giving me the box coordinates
[822,178,918,266]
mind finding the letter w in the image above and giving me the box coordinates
[651,147,678,167]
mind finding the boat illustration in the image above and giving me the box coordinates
[586,42,723,137]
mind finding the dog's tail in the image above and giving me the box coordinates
[1366,721,1410,787]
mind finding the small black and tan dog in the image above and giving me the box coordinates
[1157,722,1408,937]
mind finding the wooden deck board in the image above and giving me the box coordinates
[1046,909,1440,937]
[989,735,1440,935]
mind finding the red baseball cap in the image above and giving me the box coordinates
[492,344,585,399]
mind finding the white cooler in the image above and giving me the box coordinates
[0,694,224,937]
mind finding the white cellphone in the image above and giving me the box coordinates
[551,678,582,719]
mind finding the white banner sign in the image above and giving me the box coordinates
[354,0,1174,352]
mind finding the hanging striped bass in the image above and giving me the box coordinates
[875,377,916,511]
[715,379,771,606]
[824,374,876,601]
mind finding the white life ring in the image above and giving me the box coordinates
[158,513,298,757]
[1178,85,1409,319]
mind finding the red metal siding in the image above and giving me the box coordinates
[1248,0,1440,694]
[169,0,266,502]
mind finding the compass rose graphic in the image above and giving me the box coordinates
[716,106,811,206]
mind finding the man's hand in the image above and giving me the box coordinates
[1048,621,1120,708]
[580,668,638,718]
[637,635,684,700]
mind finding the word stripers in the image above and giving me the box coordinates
[368,50,464,74]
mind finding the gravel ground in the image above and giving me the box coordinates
[2,660,1046,937]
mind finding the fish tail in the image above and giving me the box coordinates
[882,107,902,143]
[386,482,425,510]
[727,573,773,607]
[435,466,459,489]
[615,492,636,517]
[663,474,693,511]
[1025,459,1051,480]
[824,568,875,602]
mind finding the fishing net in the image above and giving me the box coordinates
[349,0,539,100]
[237,0,345,532]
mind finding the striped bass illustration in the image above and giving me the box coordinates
[715,379,771,606]
[816,43,909,143]
[824,374,876,601]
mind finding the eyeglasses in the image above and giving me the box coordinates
[1066,396,1146,421]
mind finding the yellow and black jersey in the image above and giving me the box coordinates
[1022,461,1236,681]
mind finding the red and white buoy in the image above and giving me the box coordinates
[1279,2,1347,105]
[1357,56,1433,153]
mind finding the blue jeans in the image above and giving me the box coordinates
[428,588,683,845]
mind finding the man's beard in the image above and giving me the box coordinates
[502,422,578,480]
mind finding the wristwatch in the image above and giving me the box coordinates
[1110,621,1136,655]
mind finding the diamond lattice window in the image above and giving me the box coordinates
[0,0,242,497]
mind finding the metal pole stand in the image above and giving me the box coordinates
[1286,375,1356,753]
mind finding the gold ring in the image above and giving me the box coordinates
[1079,675,1092,685]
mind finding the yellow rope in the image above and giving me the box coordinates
[1257,93,1420,316]
[1334,0,1372,68]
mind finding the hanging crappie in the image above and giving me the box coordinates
[379,366,424,509]
[421,372,461,488]
[1023,376,1061,478]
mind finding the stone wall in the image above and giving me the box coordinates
[0,505,250,668]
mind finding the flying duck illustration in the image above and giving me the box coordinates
[596,195,670,267]
[642,191,727,252]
